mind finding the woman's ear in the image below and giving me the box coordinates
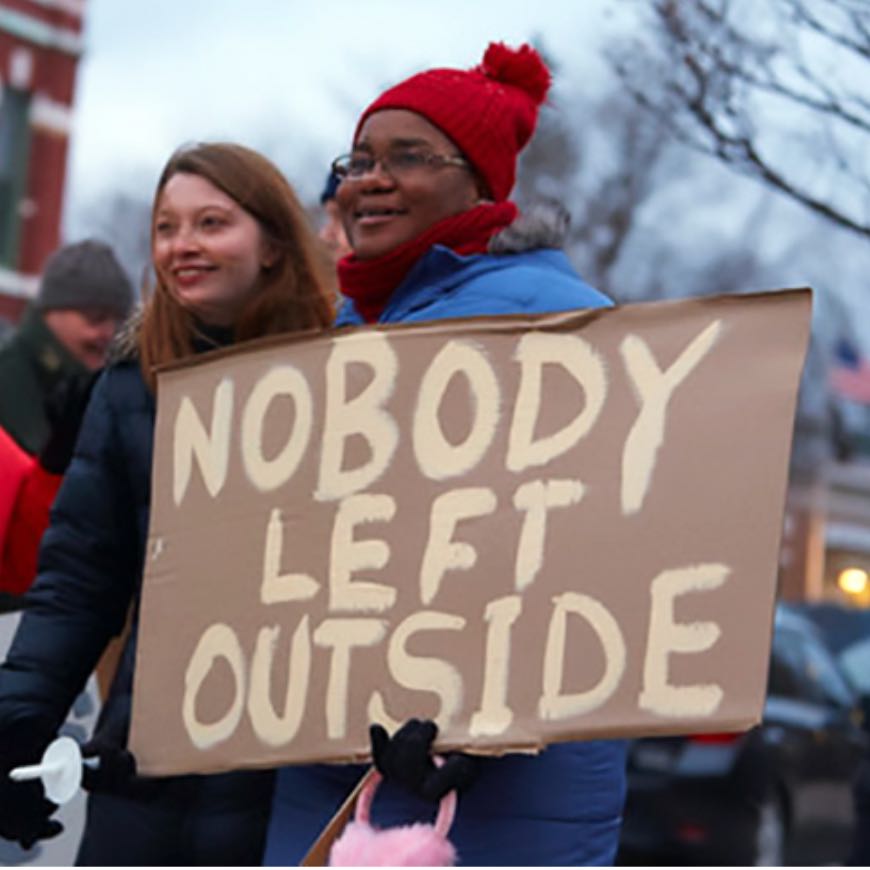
[261,243,279,270]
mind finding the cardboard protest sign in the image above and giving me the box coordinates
[131,288,811,776]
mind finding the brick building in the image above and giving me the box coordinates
[0,0,85,325]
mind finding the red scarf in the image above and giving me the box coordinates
[338,201,518,323]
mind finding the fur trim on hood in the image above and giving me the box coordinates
[108,306,143,364]
[488,199,570,255]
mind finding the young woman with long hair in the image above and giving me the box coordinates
[0,142,333,865]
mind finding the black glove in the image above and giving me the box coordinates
[369,719,479,801]
[0,721,63,849]
[81,709,137,794]
[38,372,98,474]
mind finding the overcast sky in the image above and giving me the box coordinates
[64,0,626,228]
[60,0,870,336]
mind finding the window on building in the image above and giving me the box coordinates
[0,86,32,269]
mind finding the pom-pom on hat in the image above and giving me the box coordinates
[354,42,551,202]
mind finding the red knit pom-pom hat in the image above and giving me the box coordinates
[354,42,551,203]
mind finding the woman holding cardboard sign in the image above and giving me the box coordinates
[0,143,334,863]
[264,43,627,867]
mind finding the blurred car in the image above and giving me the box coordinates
[617,604,867,865]
[796,601,870,714]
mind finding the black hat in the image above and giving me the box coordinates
[37,240,134,319]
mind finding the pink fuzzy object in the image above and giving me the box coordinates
[329,818,457,866]
[330,766,458,866]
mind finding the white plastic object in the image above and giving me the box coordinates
[8,736,96,804]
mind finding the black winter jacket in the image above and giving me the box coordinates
[0,305,90,455]
[0,356,274,863]
[0,359,149,731]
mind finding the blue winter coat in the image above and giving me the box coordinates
[265,244,628,867]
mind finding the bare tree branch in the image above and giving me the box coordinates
[611,0,870,238]
[784,0,870,58]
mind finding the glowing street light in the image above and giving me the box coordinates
[838,568,869,596]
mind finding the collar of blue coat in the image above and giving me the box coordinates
[335,244,607,327]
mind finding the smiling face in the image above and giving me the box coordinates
[152,172,272,326]
[43,307,120,370]
[336,109,481,260]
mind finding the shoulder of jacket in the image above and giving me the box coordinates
[95,353,147,412]
[0,336,37,387]
[0,337,21,368]
[0,324,28,358]
[456,248,577,292]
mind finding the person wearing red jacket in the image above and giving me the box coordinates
[0,372,96,606]
[0,427,61,595]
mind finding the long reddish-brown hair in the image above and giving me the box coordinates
[138,142,334,388]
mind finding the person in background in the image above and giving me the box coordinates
[0,240,133,456]
[264,42,627,867]
[0,142,334,864]
[0,428,58,597]
[0,387,92,597]
[318,168,353,264]
[0,240,120,614]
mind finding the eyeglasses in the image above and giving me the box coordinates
[331,149,469,181]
